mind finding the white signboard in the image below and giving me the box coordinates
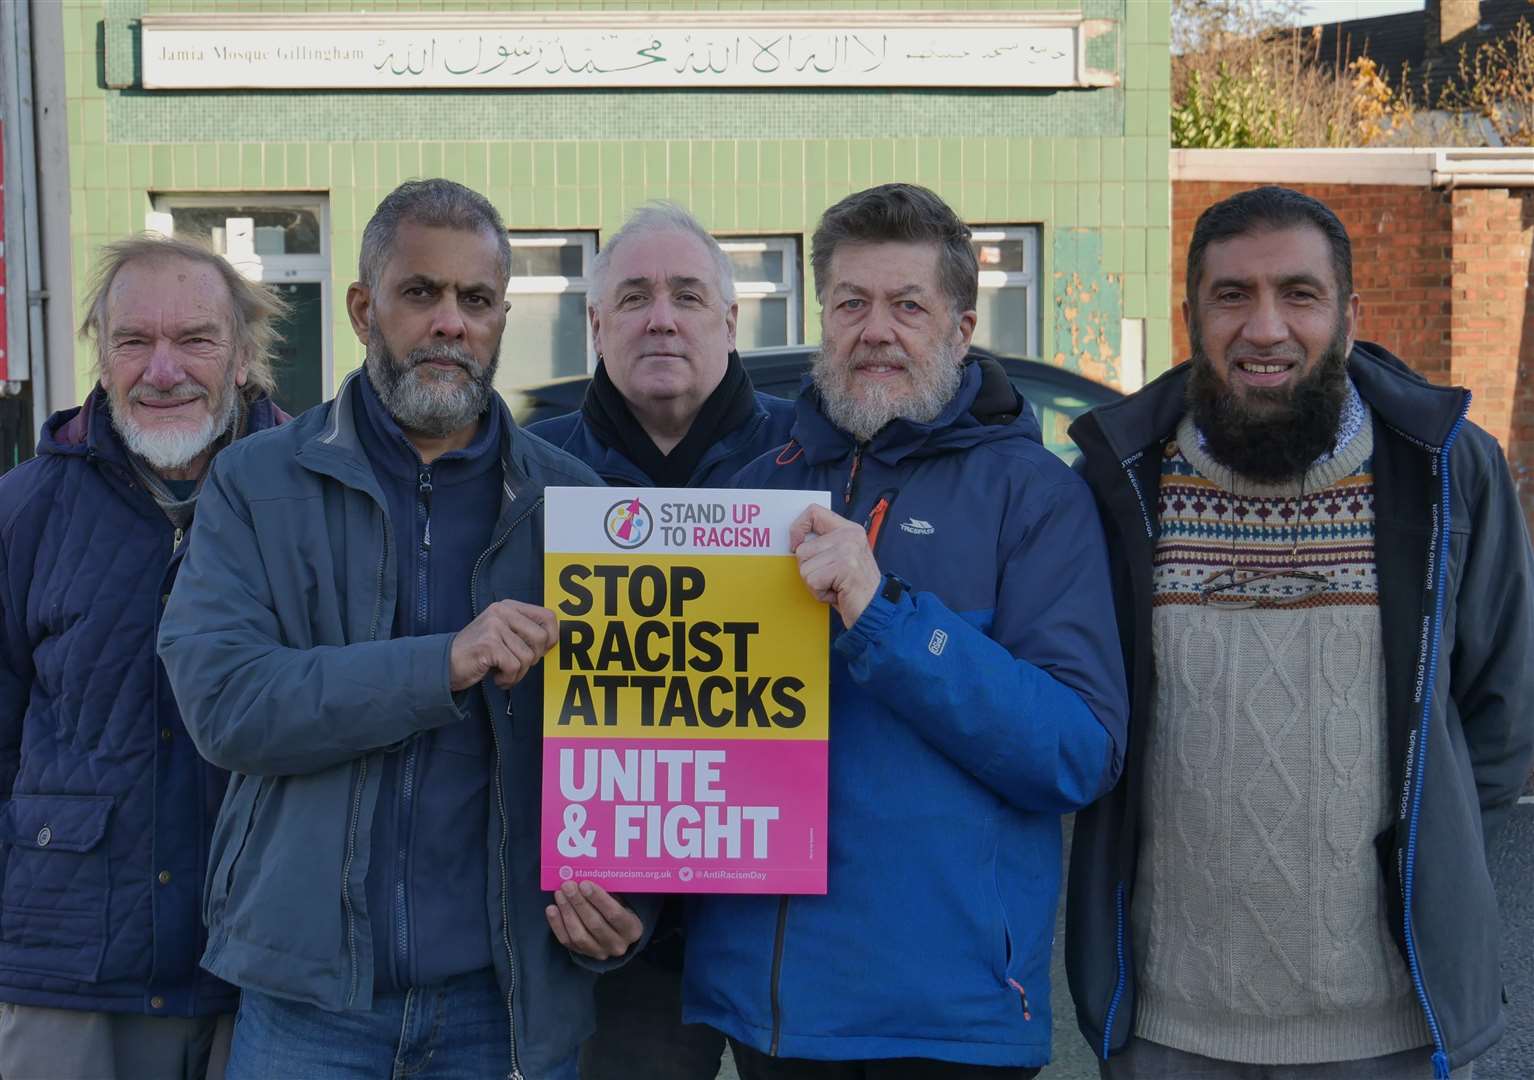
[139,12,1117,90]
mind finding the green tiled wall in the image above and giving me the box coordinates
[63,0,1172,396]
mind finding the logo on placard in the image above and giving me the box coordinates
[603,498,654,549]
[678,866,694,883]
[558,865,574,881]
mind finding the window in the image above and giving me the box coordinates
[717,237,801,350]
[970,227,1041,359]
[149,194,332,416]
[500,232,596,389]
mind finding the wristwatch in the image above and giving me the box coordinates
[881,572,911,605]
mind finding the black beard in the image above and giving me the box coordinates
[1186,320,1350,484]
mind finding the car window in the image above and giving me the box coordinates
[1010,380,1099,465]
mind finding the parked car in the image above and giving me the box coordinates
[506,345,1122,464]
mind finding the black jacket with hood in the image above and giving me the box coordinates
[1064,342,1534,1077]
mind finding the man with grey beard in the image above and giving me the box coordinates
[1067,186,1534,1079]
[159,179,655,1080]
[0,235,288,1080]
[683,183,1128,1076]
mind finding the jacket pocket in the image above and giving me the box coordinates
[205,777,263,931]
[0,794,113,982]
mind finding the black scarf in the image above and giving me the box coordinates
[582,351,757,487]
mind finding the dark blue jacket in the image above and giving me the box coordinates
[0,387,282,1016]
[682,362,1128,1067]
[1065,343,1534,1077]
[353,375,505,991]
[528,391,794,488]
[158,373,658,1078]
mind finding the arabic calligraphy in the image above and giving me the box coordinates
[366,30,1069,82]
[142,22,1096,91]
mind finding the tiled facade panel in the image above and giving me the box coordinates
[65,0,1172,395]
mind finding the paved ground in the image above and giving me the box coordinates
[720,799,1534,1079]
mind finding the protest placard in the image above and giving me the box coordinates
[541,486,829,894]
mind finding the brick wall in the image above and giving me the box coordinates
[1173,180,1534,533]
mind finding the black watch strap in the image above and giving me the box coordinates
[881,573,911,604]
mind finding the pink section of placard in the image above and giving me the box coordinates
[540,737,827,894]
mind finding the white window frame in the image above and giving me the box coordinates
[971,226,1041,359]
[506,231,598,374]
[147,193,333,395]
[716,236,802,348]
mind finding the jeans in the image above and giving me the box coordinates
[226,968,579,1080]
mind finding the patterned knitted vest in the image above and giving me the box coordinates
[1130,411,1431,1064]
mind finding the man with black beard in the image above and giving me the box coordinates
[160,180,654,1079]
[1066,186,1534,1079]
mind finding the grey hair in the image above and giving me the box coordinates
[589,201,737,308]
[812,183,977,317]
[78,233,289,398]
[358,179,512,291]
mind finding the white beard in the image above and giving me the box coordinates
[111,379,238,473]
[812,338,965,443]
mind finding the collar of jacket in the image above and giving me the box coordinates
[40,384,288,464]
[791,354,1041,468]
[1070,340,1469,465]
[296,369,534,522]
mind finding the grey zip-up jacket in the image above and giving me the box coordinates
[1064,343,1534,1078]
[159,373,654,1079]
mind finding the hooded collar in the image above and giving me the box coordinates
[40,384,288,465]
[791,352,1041,468]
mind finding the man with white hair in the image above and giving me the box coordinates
[530,201,793,489]
[0,235,289,1079]
[529,201,793,1080]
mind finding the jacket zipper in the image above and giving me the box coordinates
[1101,881,1128,1060]
[392,465,434,986]
[1400,397,1470,1080]
[768,896,790,1055]
[767,448,867,1053]
[1097,449,1150,1059]
[470,494,543,1080]
[862,488,898,552]
[842,448,864,510]
[343,514,391,1007]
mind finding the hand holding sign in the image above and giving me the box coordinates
[545,880,644,960]
[789,504,882,629]
[449,600,558,691]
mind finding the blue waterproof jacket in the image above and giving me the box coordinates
[158,374,656,1079]
[527,390,794,487]
[0,387,282,1016]
[682,360,1129,1067]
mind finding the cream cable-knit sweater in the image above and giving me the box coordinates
[1131,413,1431,1064]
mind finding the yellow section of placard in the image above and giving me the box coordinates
[544,553,828,741]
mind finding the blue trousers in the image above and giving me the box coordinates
[226,968,578,1080]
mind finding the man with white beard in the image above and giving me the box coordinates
[0,235,288,1079]
[159,179,655,1080]
[684,184,1128,1077]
